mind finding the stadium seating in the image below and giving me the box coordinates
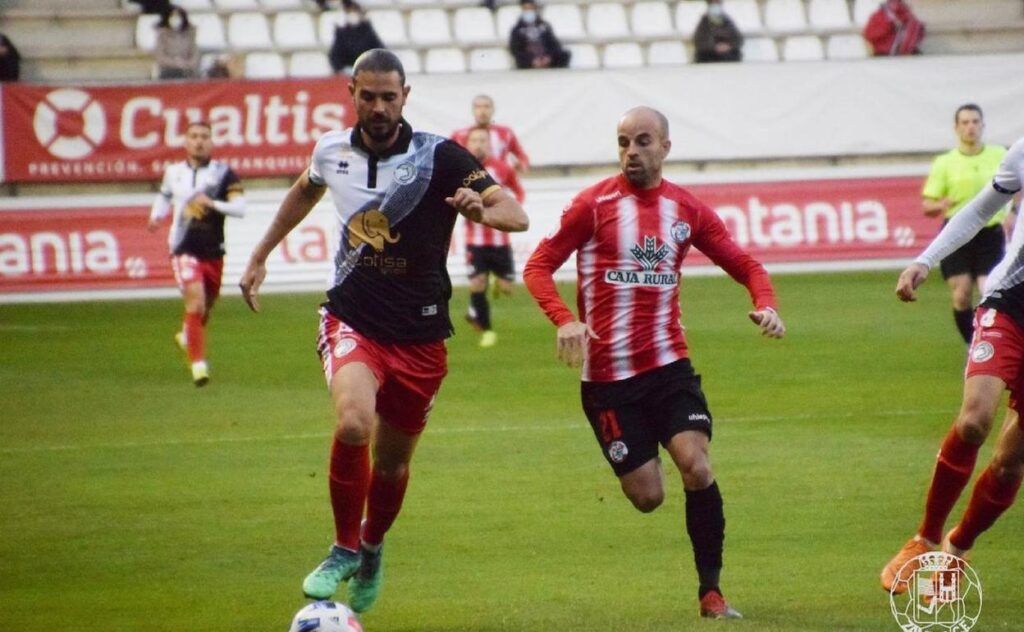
[808,0,852,30]
[567,43,600,69]
[408,8,452,46]
[764,0,808,34]
[273,12,317,50]
[782,34,825,60]
[743,36,780,61]
[469,47,513,71]
[674,2,706,37]
[363,10,408,47]
[647,40,689,65]
[495,5,521,42]
[391,48,423,73]
[453,7,498,46]
[586,3,631,40]
[542,4,586,42]
[631,2,676,39]
[724,0,765,35]
[214,0,261,10]
[193,13,228,50]
[602,42,644,68]
[424,47,466,73]
[261,0,305,9]
[244,50,286,77]
[851,0,876,26]
[288,50,332,76]
[227,12,272,49]
[826,33,868,58]
[135,14,160,51]
[176,0,215,10]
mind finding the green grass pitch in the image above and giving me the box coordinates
[2,270,1022,630]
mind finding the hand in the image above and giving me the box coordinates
[895,262,930,302]
[748,308,785,338]
[239,257,267,313]
[556,321,599,368]
[714,42,731,53]
[446,187,484,222]
[190,192,215,209]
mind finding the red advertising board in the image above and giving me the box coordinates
[0,78,355,183]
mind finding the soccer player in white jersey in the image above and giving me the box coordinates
[238,50,527,612]
[524,107,785,620]
[147,121,245,386]
[883,137,1024,589]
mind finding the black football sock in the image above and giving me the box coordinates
[470,291,491,330]
[954,308,974,344]
[685,480,724,599]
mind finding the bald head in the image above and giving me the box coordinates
[618,106,670,141]
[617,107,671,189]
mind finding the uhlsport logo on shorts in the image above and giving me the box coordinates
[889,551,982,632]
[33,89,108,160]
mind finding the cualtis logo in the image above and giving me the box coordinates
[33,89,107,160]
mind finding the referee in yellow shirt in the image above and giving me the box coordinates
[922,104,1013,343]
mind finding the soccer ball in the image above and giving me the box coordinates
[288,601,363,632]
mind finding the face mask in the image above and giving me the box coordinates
[522,10,537,23]
[345,12,361,26]
[708,4,724,17]
[169,15,183,29]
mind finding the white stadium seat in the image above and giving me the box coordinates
[496,5,521,41]
[396,0,435,7]
[567,43,599,69]
[602,42,644,68]
[808,0,852,30]
[228,13,272,49]
[763,0,807,34]
[245,51,286,78]
[647,40,688,65]
[408,9,452,46]
[392,48,422,74]
[631,2,675,38]
[742,36,779,61]
[542,4,586,41]
[586,3,631,39]
[852,0,877,26]
[675,1,706,37]
[782,34,825,60]
[214,0,260,9]
[358,0,394,8]
[273,12,317,50]
[175,0,213,10]
[289,51,333,77]
[135,14,160,51]
[424,47,466,73]
[365,10,408,47]
[469,47,513,71]
[723,0,764,35]
[453,7,498,46]
[318,11,345,46]
[827,33,869,59]
[193,13,227,50]
[260,0,304,9]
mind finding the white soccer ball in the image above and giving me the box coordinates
[288,601,363,632]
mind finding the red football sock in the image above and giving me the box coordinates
[329,439,371,551]
[184,312,205,363]
[918,426,980,543]
[361,468,410,547]
[949,466,1021,551]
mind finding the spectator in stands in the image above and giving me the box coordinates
[863,0,925,56]
[0,33,20,82]
[205,54,243,80]
[128,0,172,14]
[509,1,571,70]
[328,2,385,75]
[693,0,743,63]
[155,5,200,80]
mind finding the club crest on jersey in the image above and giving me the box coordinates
[347,209,400,252]
[394,162,417,184]
[671,221,691,243]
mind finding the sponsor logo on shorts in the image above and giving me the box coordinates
[970,341,995,363]
[333,337,357,358]
[608,440,628,463]
[671,221,691,243]
[688,413,710,423]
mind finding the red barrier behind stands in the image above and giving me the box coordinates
[0,78,355,183]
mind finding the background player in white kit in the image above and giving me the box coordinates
[884,137,1024,588]
[147,121,246,386]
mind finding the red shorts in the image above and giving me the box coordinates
[171,254,224,299]
[316,309,447,434]
[965,307,1024,411]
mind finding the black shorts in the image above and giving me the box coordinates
[581,359,713,477]
[939,224,1004,280]
[467,245,515,281]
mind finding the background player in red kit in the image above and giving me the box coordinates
[463,126,526,347]
[524,106,785,620]
[147,120,246,387]
[239,50,527,613]
[451,94,530,173]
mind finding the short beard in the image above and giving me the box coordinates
[624,169,652,188]
[363,119,399,143]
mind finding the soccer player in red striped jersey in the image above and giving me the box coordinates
[463,126,526,347]
[451,94,530,173]
[524,106,785,620]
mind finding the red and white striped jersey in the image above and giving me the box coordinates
[464,156,525,248]
[524,174,778,382]
[451,124,530,170]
